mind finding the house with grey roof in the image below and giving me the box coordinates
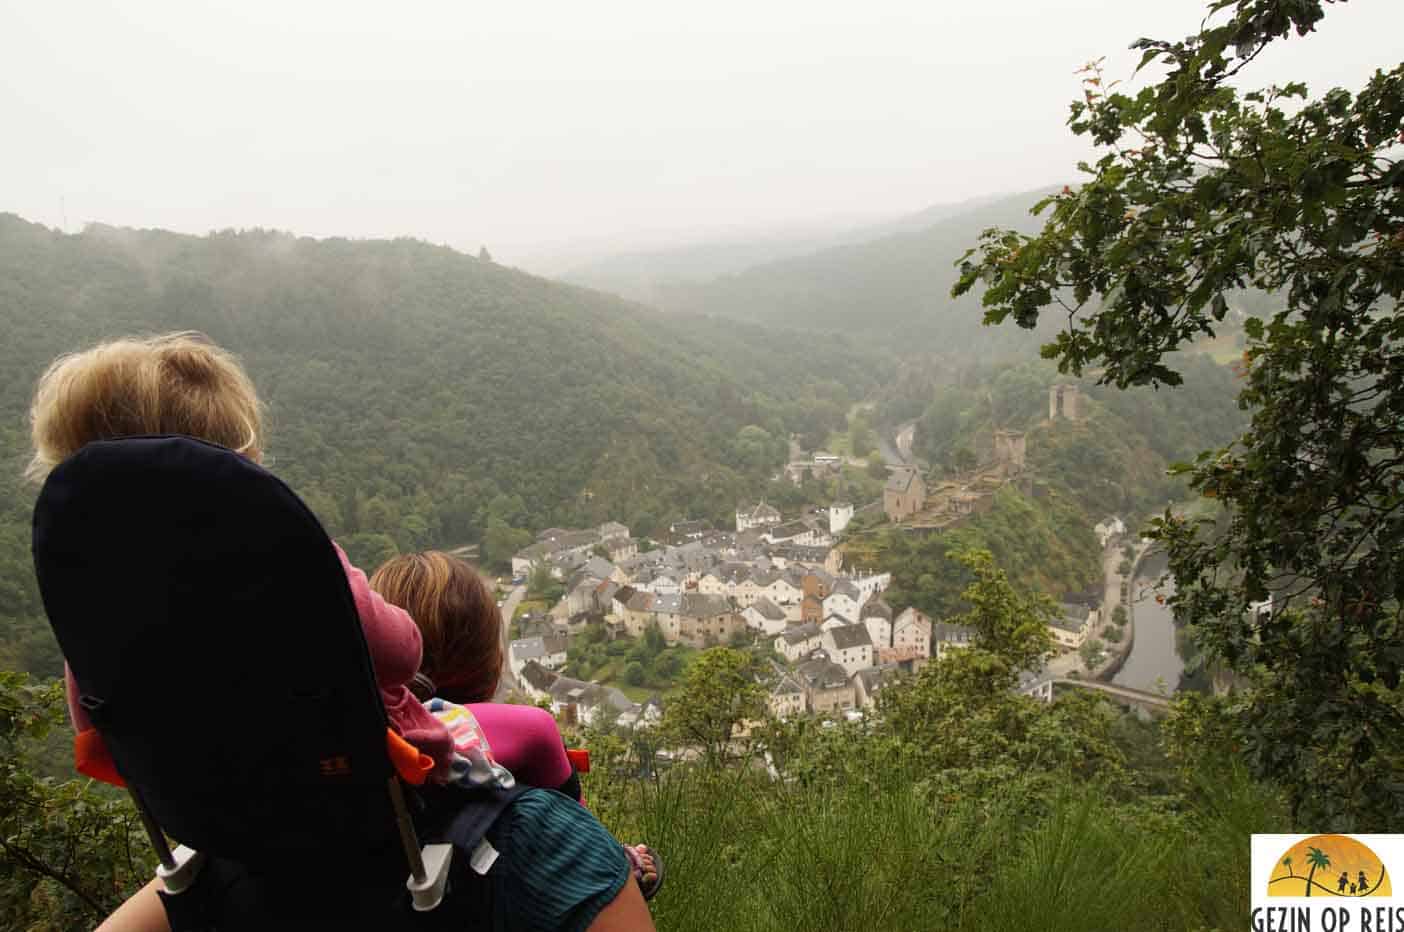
[742,597,788,636]
[795,651,855,714]
[823,579,863,623]
[509,636,547,679]
[768,665,807,720]
[541,633,569,670]
[677,591,745,647]
[884,467,927,522]
[861,598,895,649]
[822,623,874,677]
[598,521,630,541]
[853,664,901,709]
[517,659,559,698]
[775,622,824,662]
[735,501,783,532]
[579,556,620,583]
[930,622,975,659]
[1049,604,1093,651]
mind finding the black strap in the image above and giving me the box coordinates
[157,885,218,932]
[556,766,583,804]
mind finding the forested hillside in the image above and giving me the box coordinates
[654,188,1059,353]
[0,214,881,676]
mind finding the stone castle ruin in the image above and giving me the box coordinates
[1048,384,1083,421]
[993,429,1026,473]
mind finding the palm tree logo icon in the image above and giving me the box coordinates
[1268,836,1390,898]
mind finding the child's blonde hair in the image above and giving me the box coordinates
[27,331,264,481]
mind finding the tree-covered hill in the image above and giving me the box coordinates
[653,188,1061,354]
[0,213,881,675]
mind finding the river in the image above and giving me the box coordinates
[1113,555,1184,694]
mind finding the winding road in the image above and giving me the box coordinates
[493,584,526,698]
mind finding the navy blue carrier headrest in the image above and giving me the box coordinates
[32,436,395,862]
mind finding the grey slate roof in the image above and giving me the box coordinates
[796,656,850,690]
[580,556,617,580]
[826,624,873,650]
[748,597,786,620]
[861,598,894,620]
[510,637,546,662]
[885,468,921,493]
[830,579,861,601]
[769,521,809,540]
[681,592,732,618]
[780,622,822,645]
[652,593,682,615]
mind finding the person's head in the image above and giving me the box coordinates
[27,331,264,481]
[370,551,502,704]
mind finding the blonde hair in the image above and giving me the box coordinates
[27,331,264,481]
[370,551,502,704]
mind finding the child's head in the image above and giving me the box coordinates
[370,551,502,704]
[27,331,263,481]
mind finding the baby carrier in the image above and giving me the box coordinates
[32,435,523,930]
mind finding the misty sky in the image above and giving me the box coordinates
[3,0,1400,265]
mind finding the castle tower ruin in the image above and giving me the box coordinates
[993,429,1027,472]
[1049,384,1083,421]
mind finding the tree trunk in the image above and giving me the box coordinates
[1305,864,1318,897]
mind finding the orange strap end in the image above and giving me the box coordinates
[74,729,126,787]
[386,729,435,785]
[566,748,590,773]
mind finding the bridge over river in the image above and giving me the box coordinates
[1020,676,1172,715]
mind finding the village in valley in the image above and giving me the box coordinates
[504,386,1135,732]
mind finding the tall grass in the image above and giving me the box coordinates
[589,756,1282,931]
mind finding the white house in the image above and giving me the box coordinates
[822,624,874,678]
[819,613,850,633]
[540,632,569,670]
[1050,604,1094,650]
[512,636,553,679]
[775,622,824,662]
[736,502,783,533]
[849,571,892,603]
[764,521,832,548]
[769,668,807,720]
[742,597,789,636]
[829,502,855,536]
[823,581,863,624]
[759,573,803,619]
[860,599,894,650]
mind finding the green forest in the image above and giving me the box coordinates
[0,214,884,677]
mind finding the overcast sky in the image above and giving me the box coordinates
[2,0,1399,265]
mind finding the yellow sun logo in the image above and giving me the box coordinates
[1268,835,1390,898]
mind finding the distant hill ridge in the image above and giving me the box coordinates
[652,187,1063,351]
[553,189,1019,303]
